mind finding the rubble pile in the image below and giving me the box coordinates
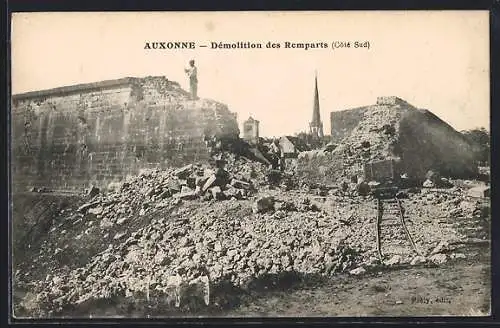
[331,105,402,180]
[22,192,370,315]
[13,145,489,317]
[15,156,267,280]
[222,154,269,187]
[17,180,487,317]
[299,98,478,186]
[296,152,344,186]
[110,159,261,204]
[137,76,191,104]
[295,105,403,186]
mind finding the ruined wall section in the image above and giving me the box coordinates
[330,103,406,178]
[330,106,369,143]
[398,108,477,179]
[299,98,477,185]
[12,76,239,192]
[314,103,406,184]
[131,77,239,139]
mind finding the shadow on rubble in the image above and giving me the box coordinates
[243,271,327,294]
[12,193,84,270]
[221,138,271,166]
[45,271,332,318]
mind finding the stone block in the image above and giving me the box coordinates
[468,186,490,198]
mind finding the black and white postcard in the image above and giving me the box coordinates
[10,11,491,318]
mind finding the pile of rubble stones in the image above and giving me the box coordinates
[14,153,489,316]
[21,191,484,316]
[332,106,402,173]
[24,194,367,315]
[295,106,403,185]
[96,157,264,209]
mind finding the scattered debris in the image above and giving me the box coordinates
[12,144,489,317]
[468,186,490,198]
[253,196,275,214]
[384,255,402,266]
[77,201,100,214]
[356,181,371,196]
[410,256,427,266]
[349,267,366,275]
[86,185,100,199]
[429,253,447,265]
[422,179,435,188]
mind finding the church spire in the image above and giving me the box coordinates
[310,71,324,138]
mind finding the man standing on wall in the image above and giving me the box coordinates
[184,59,198,100]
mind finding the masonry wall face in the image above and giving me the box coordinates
[11,77,240,192]
[398,109,477,179]
[330,107,368,143]
[324,102,477,182]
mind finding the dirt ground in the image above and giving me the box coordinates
[226,245,490,317]
[30,244,488,319]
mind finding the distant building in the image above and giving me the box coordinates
[309,73,324,139]
[279,136,311,158]
[278,136,312,172]
[242,116,259,144]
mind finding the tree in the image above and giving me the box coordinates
[461,128,490,166]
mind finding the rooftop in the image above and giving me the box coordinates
[12,76,180,101]
[244,116,259,123]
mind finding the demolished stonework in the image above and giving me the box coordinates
[11,76,239,192]
[13,159,487,317]
[11,86,490,318]
[298,97,477,186]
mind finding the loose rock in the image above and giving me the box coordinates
[429,253,447,264]
[253,196,275,214]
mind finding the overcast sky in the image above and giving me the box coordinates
[11,11,489,137]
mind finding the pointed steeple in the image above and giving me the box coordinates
[310,71,324,138]
[312,72,321,124]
